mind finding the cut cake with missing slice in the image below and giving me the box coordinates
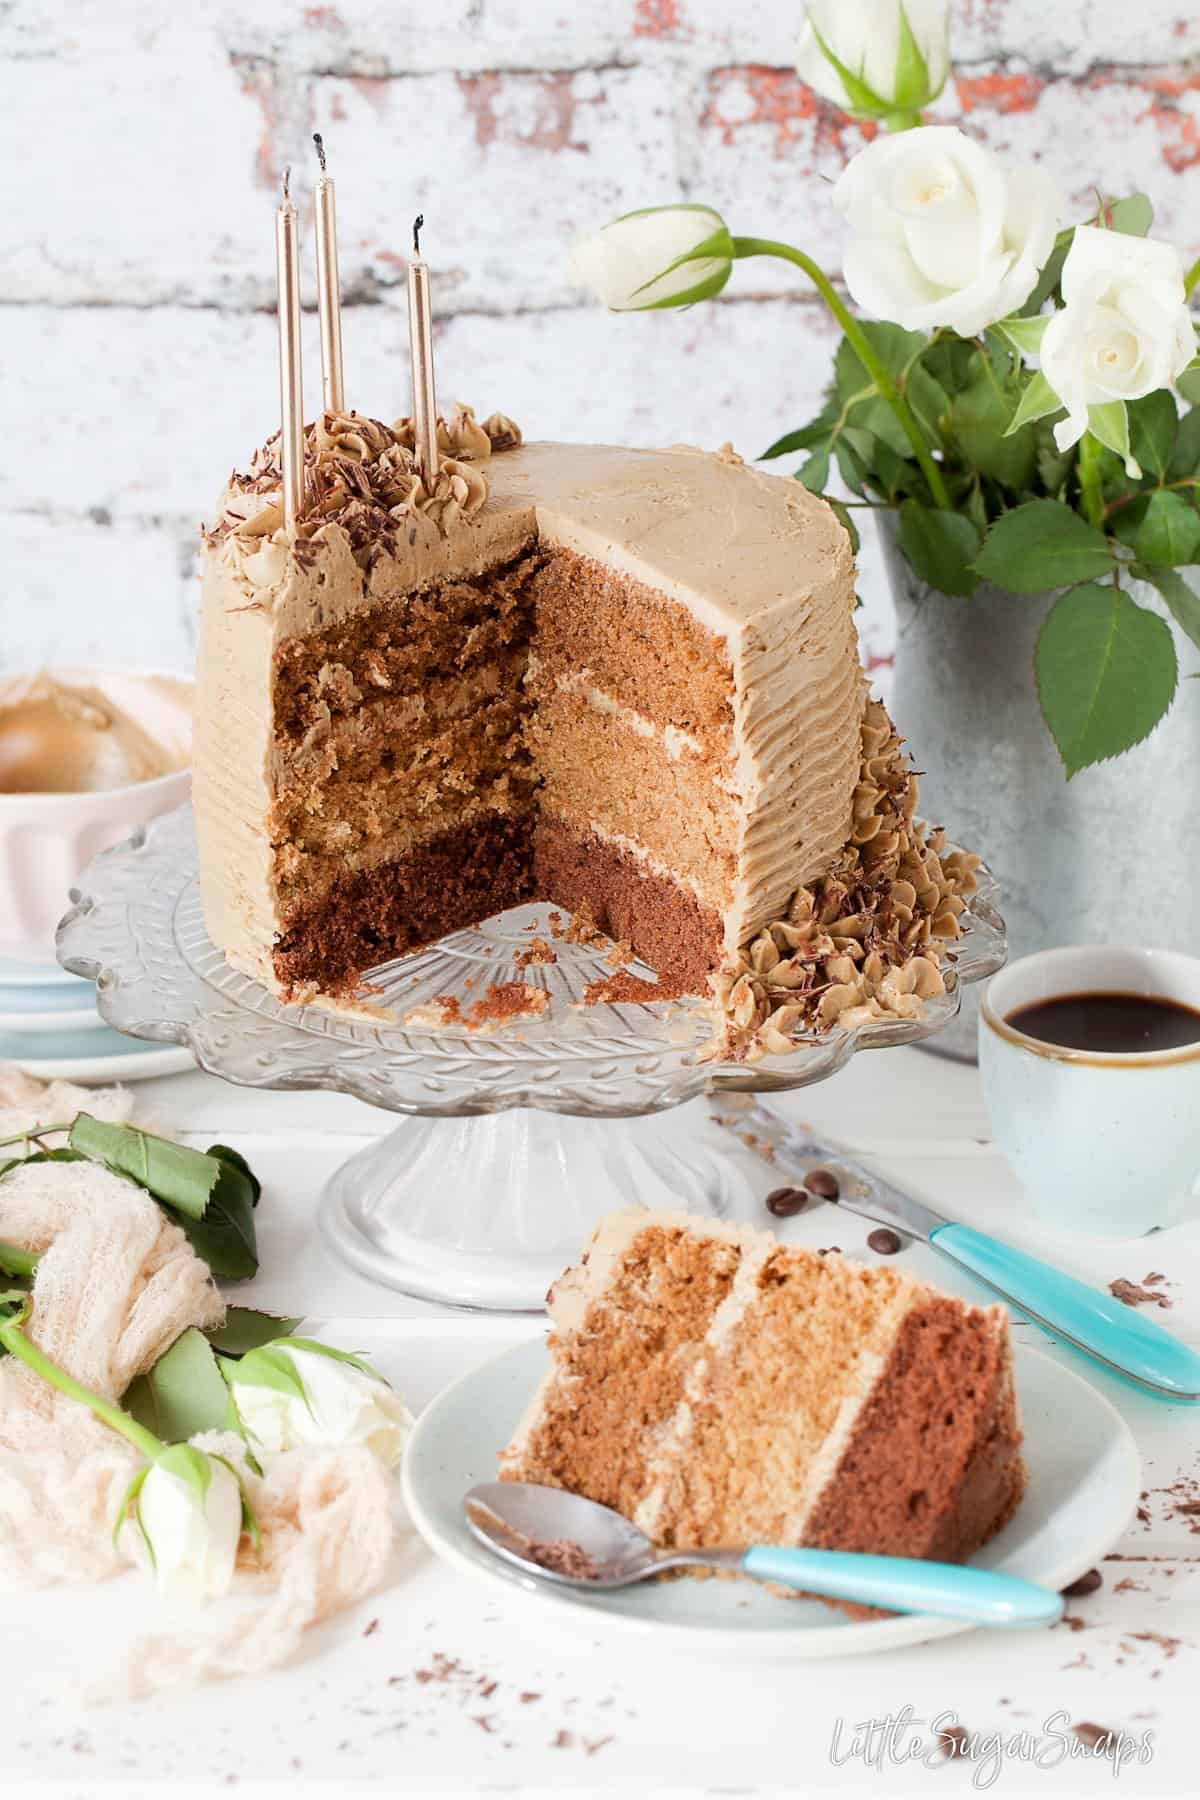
[500,1210,1026,1588]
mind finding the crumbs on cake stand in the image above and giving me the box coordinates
[404,982,549,1034]
[514,935,557,970]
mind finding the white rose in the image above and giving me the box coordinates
[1039,225,1196,456]
[797,0,950,120]
[126,1445,245,1606]
[568,205,733,312]
[833,126,1062,337]
[225,1339,414,1468]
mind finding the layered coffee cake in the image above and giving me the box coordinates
[501,1211,1025,1582]
[194,406,978,1057]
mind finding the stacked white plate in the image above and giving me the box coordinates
[0,955,192,1082]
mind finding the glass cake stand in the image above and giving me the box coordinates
[57,806,1005,1311]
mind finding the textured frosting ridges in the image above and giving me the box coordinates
[500,1210,1026,1584]
[194,426,865,1010]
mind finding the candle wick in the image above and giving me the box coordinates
[313,132,327,174]
[282,166,292,201]
[413,214,424,255]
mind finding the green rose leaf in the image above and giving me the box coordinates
[1036,583,1178,776]
[1168,407,1200,480]
[1005,372,1063,437]
[949,358,1037,489]
[1137,566,1200,652]
[206,1308,304,1358]
[1178,365,1200,407]
[1087,402,1137,476]
[123,1327,239,1443]
[995,314,1049,359]
[759,409,838,461]
[825,497,861,555]
[897,501,980,598]
[974,500,1114,593]
[1127,392,1178,480]
[796,443,831,493]
[1110,494,1151,551]
[1135,489,1200,567]
[68,1117,260,1279]
[905,365,949,447]
[1107,193,1154,237]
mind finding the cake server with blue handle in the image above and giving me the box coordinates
[712,1100,1200,1402]
[465,1483,1063,1626]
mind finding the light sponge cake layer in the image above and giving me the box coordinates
[501,1211,1025,1602]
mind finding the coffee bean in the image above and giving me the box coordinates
[1060,1568,1103,1599]
[766,1186,809,1218]
[803,1167,840,1200]
[867,1227,902,1256]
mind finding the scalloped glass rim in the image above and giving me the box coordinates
[58,806,1006,1119]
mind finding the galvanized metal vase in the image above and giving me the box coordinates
[879,516,1200,1062]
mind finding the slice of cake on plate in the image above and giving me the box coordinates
[500,1210,1025,1583]
[193,407,979,1056]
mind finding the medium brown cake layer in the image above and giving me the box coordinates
[504,1223,743,1519]
[534,814,723,993]
[529,547,735,736]
[274,651,529,799]
[272,547,544,741]
[529,688,736,909]
[272,695,533,854]
[800,1292,1025,1565]
[272,810,535,996]
[642,1251,912,1551]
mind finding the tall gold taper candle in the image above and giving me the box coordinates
[275,168,305,535]
[407,214,439,485]
[312,133,345,414]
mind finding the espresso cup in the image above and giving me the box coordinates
[979,945,1200,1236]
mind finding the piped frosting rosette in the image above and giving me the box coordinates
[706,700,981,1061]
[210,403,523,558]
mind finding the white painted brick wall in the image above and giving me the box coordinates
[3,0,1198,683]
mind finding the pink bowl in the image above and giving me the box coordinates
[0,667,193,966]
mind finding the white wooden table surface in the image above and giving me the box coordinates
[5,1046,1199,1798]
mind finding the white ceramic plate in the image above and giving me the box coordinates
[402,1336,1140,1659]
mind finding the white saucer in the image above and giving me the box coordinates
[0,955,87,990]
[401,1336,1139,1659]
[1,996,107,1033]
[0,1023,194,1083]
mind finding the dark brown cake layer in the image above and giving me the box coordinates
[534,814,723,994]
[800,1293,1025,1570]
[272,811,535,996]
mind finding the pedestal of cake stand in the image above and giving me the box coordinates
[57,807,1006,1318]
[320,1101,758,1312]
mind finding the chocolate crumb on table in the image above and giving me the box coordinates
[1072,1722,1115,1750]
[1109,1277,1172,1309]
[935,1722,970,1759]
[1061,1568,1103,1599]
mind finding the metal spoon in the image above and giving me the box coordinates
[465,1482,1063,1628]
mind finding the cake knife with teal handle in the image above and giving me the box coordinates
[711,1102,1200,1402]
